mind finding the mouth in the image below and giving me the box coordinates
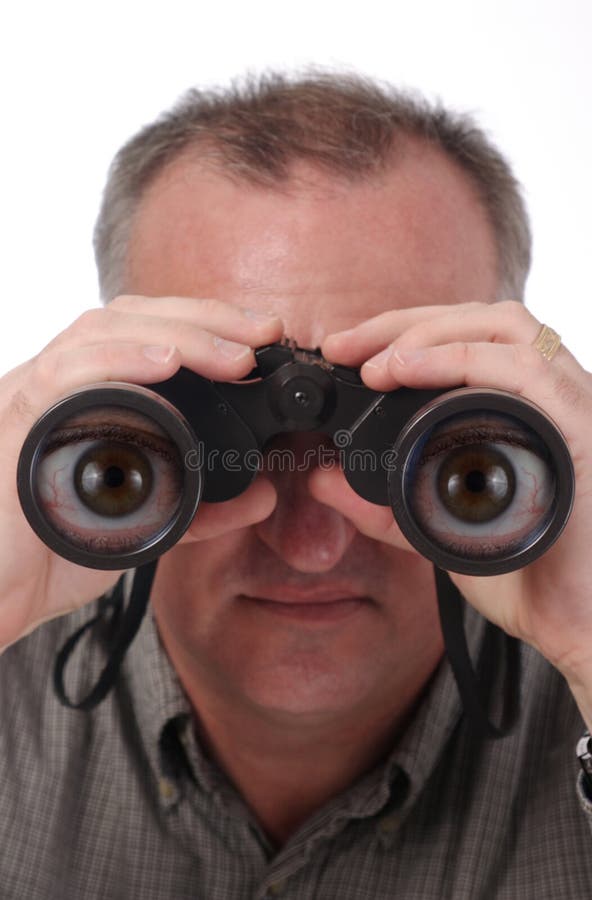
[236,587,373,622]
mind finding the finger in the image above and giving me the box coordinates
[361,324,583,390]
[179,476,277,542]
[46,301,284,357]
[15,327,264,431]
[0,342,183,434]
[322,304,467,366]
[108,293,283,335]
[358,339,588,433]
[322,299,568,371]
[308,466,419,555]
[366,300,535,358]
[362,301,581,377]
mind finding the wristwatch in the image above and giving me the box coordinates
[577,731,592,795]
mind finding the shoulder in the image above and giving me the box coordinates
[0,603,114,773]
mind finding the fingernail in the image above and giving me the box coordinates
[364,347,392,369]
[243,308,280,323]
[392,348,426,366]
[213,336,252,360]
[142,344,177,364]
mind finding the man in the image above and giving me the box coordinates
[1,72,592,898]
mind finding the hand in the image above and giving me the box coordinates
[316,300,592,717]
[0,295,282,651]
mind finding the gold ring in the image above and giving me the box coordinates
[533,324,561,361]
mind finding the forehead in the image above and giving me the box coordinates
[125,142,498,346]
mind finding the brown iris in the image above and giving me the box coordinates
[74,441,154,517]
[436,444,516,523]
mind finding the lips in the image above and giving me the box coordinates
[239,585,372,605]
[236,586,373,621]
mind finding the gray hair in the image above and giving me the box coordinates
[93,71,531,302]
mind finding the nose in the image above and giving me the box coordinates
[253,434,357,573]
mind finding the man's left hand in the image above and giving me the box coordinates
[317,300,592,725]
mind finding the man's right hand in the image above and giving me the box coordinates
[0,295,282,651]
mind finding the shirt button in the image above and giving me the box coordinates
[378,813,398,835]
[159,777,176,801]
[267,880,286,896]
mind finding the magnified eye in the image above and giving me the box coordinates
[404,411,555,561]
[35,406,184,555]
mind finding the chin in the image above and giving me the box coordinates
[235,657,378,722]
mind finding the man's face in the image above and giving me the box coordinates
[126,140,498,723]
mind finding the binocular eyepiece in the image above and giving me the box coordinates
[16,341,575,575]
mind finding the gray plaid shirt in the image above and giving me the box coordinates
[1,590,592,900]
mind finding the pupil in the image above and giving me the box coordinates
[465,469,486,493]
[104,466,125,488]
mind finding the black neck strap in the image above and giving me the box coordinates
[53,559,520,736]
[434,566,520,738]
[53,560,157,710]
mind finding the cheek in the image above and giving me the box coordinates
[152,531,247,627]
[380,550,441,626]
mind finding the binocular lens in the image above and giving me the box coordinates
[37,406,184,552]
[389,390,574,575]
[407,410,554,556]
[17,385,202,569]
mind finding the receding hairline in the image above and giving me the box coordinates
[124,136,501,313]
[94,72,531,302]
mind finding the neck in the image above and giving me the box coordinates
[193,695,422,846]
[156,627,442,847]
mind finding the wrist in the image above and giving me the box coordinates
[564,664,592,734]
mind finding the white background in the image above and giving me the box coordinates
[1,0,591,374]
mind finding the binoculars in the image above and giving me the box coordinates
[17,340,574,575]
